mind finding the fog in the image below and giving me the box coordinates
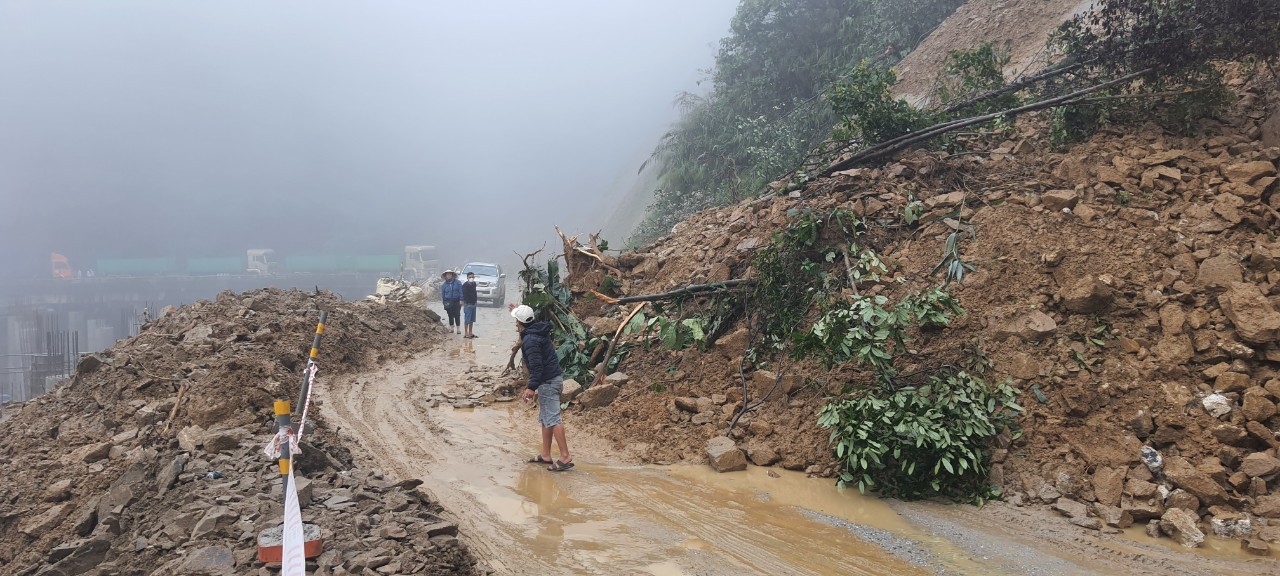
[0,0,736,278]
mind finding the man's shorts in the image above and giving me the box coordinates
[463,304,477,324]
[536,376,564,427]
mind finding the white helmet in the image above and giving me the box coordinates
[511,304,536,324]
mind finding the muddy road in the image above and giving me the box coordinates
[322,303,1269,575]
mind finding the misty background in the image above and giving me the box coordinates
[0,0,736,278]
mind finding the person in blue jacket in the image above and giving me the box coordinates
[512,304,573,471]
[440,270,463,334]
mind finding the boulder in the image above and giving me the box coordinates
[561,379,583,402]
[177,425,205,452]
[1197,256,1243,289]
[1214,371,1251,393]
[1052,498,1088,519]
[1241,452,1280,478]
[1255,495,1280,518]
[674,397,700,413]
[706,437,747,473]
[1219,282,1280,343]
[604,372,630,386]
[40,538,111,576]
[1211,424,1249,446]
[1159,508,1205,547]
[1165,489,1200,513]
[1241,388,1278,422]
[990,310,1058,341]
[745,440,780,466]
[42,479,74,503]
[1163,456,1228,506]
[190,506,238,539]
[20,502,73,536]
[1122,495,1165,521]
[201,430,241,454]
[1041,189,1080,211]
[1201,393,1232,418]
[1222,160,1277,184]
[714,327,750,358]
[748,420,774,437]
[1094,504,1134,529]
[1091,466,1125,507]
[579,384,619,409]
[1061,276,1114,314]
[1209,509,1252,539]
[180,546,236,575]
[1242,539,1271,556]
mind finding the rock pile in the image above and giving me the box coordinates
[0,288,478,575]
[560,75,1280,551]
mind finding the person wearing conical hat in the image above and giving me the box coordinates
[440,270,463,334]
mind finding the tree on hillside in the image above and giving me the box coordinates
[635,0,966,245]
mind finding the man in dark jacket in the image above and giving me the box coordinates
[440,270,463,334]
[512,304,573,471]
[462,272,479,339]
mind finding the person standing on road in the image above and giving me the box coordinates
[513,304,573,471]
[462,271,479,339]
[441,270,464,334]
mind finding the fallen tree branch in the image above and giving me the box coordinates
[938,60,1087,114]
[591,302,647,387]
[162,382,190,434]
[589,290,620,305]
[616,279,755,304]
[822,67,1155,177]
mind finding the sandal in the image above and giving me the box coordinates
[548,460,575,472]
[528,455,554,464]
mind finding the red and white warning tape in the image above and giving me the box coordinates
[282,467,306,576]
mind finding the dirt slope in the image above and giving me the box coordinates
[555,65,1280,555]
[0,288,477,575]
[893,0,1092,105]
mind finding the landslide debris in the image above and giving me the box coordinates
[0,288,479,575]
[553,71,1280,550]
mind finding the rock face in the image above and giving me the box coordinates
[1159,508,1205,547]
[706,437,747,472]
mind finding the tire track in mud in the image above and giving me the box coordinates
[324,340,1272,576]
[323,345,935,576]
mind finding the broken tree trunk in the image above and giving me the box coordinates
[591,302,647,387]
[615,279,754,304]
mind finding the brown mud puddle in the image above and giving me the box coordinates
[324,328,1270,576]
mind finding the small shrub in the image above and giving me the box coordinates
[818,370,1023,502]
[829,63,937,145]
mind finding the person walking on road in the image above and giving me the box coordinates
[441,270,464,334]
[513,304,573,471]
[462,271,479,339]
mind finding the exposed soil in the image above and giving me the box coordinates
[892,0,1092,105]
[0,288,477,576]
[553,63,1280,556]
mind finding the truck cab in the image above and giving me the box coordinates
[246,249,278,275]
[403,245,440,281]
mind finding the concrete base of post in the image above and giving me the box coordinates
[256,523,323,563]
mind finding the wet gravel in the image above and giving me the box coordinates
[801,509,945,574]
